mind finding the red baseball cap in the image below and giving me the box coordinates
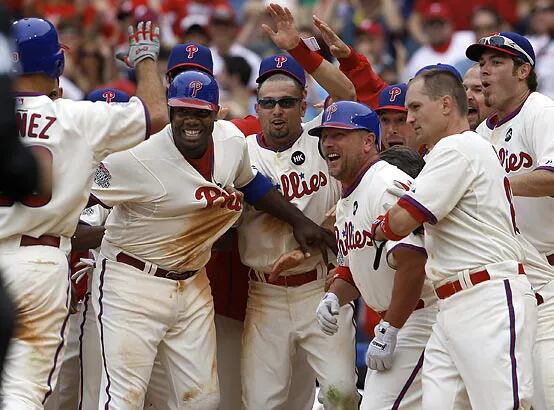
[357,20,384,37]
[422,2,452,22]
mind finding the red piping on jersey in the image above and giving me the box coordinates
[398,196,437,225]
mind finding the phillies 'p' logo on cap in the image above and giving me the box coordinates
[326,103,338,121]
[185,44,199,59]
[388,87,402,102]
[189,80,203,97]
[102,90,116,104]
[274,55,288,68]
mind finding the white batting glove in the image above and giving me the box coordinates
[117,21,160,68]
[316,293,340,336]
[71,250,98,284]
[365,320,399,371]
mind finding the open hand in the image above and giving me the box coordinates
[261,3,301,51]
[313,15,350,59]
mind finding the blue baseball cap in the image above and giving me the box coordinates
[167,42,213,76]
[86,88,130,103]
[465,32,535,66]
[256,54,306,88]
[308,101,380,145]
[376,83,408,112]
[168,70,219,111]
[415,63,462,82]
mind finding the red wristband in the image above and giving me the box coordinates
[287,40,324,74]
[334,266,356,288]
[380,210,405,241]
[337,46,359,71]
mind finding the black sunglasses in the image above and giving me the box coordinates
[257,97,302,109]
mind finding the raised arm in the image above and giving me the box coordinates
[119,21,169,134]
[313,15,388,108]
[262,3,355,102]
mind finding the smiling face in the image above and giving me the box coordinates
[405,78,447,147]
[320,128,376,185]
[378,110,415,149]
[255,77,306,148]
[463,65,493,130]
[171,107,217,159]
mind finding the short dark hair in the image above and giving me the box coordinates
[380,145,425,178]
[512,56,538,92]
[256,73,304,97]
[417,69,468,117]
[222,55,252,88]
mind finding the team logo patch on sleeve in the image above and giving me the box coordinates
[94,163,112,188]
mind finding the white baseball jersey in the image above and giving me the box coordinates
[476,92,554,255]
[335,160,435,312]
[237,116,341,275]
[0,94,148,246]
[92,121,255,272]
[401,131,524,283]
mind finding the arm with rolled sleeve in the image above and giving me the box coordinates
[80,98,151,163]
[509,105,554,197]
[378,144,475,239]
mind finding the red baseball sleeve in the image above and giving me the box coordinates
[231,115,261,136]
[338,48,388,109]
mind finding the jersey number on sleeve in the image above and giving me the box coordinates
[0,146,53,207]
[503,177,519,234]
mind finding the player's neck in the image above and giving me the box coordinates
[438,116,471,142]
[496,89,531,121]
[264,127,303,151]
[342,153,380,189]
[15,75,56,96]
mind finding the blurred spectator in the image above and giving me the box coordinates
[218,55,253,118]
[177,15,211,44]
[354,20,393,75]
[209,4,262,88]
[402,2,474,81]
[454,5,505,74]
[66,38,113,95]
[471,5,504,40]
[528,0,554,98]
[411,0,517,32]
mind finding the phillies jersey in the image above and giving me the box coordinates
[0,94,148,250]
[476,92,554,255]
[92,121,255,272]
[334,161,436,312]
[238,116,341,275]
[401,131,524,283]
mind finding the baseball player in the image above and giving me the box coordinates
[466,32,554,409]
[311,101,437,409]
[462,64,495,131]
[0,18,166,409]
[237,6,359,409]
[374,83,416,149]
[163,40,318,410]
[89,69,334,410]
[373,67,537,409]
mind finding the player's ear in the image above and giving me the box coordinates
[441,95,453,115]
[516,62,531,82]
